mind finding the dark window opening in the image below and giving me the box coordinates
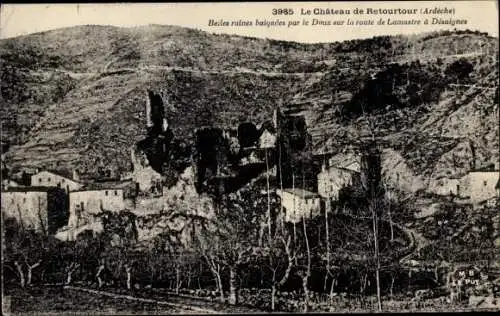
[114,190,118,196]
[105,191,108,196]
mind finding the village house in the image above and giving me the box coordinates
[459,164,499,206]
[428,176,462,196]
[68,180,136,227]
[277,188,321,223]
[14,167,40,186]
[1,186,69,234]
[31,170,83,193]
[2,179,20,191]
[327,153,361,173]
[258,126,277,149]
[317,163,362,201]
[468,170,500,205]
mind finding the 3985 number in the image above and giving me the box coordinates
[272,8,294,15]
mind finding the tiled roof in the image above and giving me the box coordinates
[3,186,62,193]
[469,164,499,172]
[76,180,133,192]
[323,165,361,174]
[38,169,76,181]
[280,188,320,199]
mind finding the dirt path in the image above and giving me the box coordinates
[64,286,217,314]
[389,221,430,265]
[64,286,266,314]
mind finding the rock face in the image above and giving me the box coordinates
[1,27,498,196]
[381,149,426,193]
[129,147,162,193]
[134,166,216,245]
[325,149,426,193]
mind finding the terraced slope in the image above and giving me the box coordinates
[1,26,498,191]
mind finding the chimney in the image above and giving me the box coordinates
[73,169,80,181]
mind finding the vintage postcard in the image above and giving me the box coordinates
[1,1,499,314]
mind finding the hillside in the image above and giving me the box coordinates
[1,25,498,190]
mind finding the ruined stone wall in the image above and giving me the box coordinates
[1,191,48,232]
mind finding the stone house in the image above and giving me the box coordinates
[1,186,69,234]
[258,128,277,149]
[277,188,321,223]
[14,167,40,186]
[1,179,19,191]
[68,180,135,227]
[469,170,499,204]
[428,177,462,196]
[327,153,361,173]
[460,169,499,205]
[317,164,361,201]
[31,170,83,193]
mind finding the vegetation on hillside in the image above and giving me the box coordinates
[0,26,498,188]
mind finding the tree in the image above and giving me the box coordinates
[3,217,48,288]
[298,216,312,312]
[445,58,474,85]
[195,233,226,302]
[318,205,349,303]
[89,211,139,289]
[368,196,383,311]
[137,235,175,288]
[53,241,81,286]
[261,226,295,311]
[194,188,265,305]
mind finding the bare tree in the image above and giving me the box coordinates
[194,193,263,305]
[368,196,383,311]
[300,216,312,312]
[263,228,295,311]
[13,257,42,288]
[4,218,46,288]
[64,262,80,285]
[321,205,349,303]
[96,260,105,289]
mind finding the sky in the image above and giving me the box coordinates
[0,2,498,43]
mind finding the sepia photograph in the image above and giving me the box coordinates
[1,1,499,314]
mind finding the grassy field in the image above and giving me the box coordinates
[3,285,494,314]
[3,286,189,315]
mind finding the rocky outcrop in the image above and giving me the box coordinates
[1,27,497,197]
[129,147,162,193]
[381,148,426,193]
[326,149,425,193]
[134,166,216,245]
